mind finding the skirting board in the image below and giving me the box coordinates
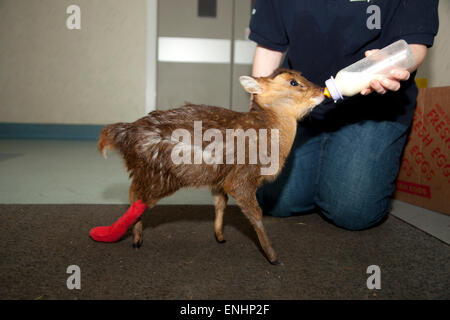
[0,123,104,140]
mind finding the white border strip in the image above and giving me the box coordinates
[158,37,232,64]
[158,37,255,65]
[234,40,256,65]
[146,0,158,113]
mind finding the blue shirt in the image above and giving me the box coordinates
[249,0,439,126]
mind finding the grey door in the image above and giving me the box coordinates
[156,0,254,112]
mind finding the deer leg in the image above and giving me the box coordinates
[232,191,279,265]
[129,184,144,249]
[212,190,228,243]
[129,183,161,250]
[129,179,177,250]
[130,197,159,250]
[132,219,143,249]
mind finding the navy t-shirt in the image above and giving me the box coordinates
[249,0,439,126]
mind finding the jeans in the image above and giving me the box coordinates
[256,118,409,231]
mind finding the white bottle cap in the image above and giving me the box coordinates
[325,76,343,101]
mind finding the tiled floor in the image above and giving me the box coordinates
[1,139,449,244]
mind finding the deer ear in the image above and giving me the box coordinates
[239,76,263,94]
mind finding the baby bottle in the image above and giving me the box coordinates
[324,39,416,101]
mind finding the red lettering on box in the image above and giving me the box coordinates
[396,180,431,199]
[435,103,450,126]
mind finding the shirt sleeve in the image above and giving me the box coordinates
[385,0,439,47]
[248,0,289,52]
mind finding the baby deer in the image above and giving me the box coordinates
[98,68,324,264]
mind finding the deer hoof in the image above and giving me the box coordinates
[214,234,226,244]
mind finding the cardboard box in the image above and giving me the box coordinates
[394,86,450,215]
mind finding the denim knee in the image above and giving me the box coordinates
[314,120,409,230]
[320,201,388,231]
[256,186,315,217]
[264,203,295,218]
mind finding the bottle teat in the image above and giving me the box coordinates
[324,76,344,101]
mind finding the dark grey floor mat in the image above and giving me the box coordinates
[0,204,448,299]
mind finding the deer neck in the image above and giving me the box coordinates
[254,102,299,165]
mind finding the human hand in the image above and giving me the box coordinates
[360,49,410,96]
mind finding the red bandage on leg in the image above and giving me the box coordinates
[89,200,147,242]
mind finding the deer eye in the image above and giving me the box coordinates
[290,79,303,87]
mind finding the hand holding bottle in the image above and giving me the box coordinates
[360,49,411,96]
[324,40,416,102]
